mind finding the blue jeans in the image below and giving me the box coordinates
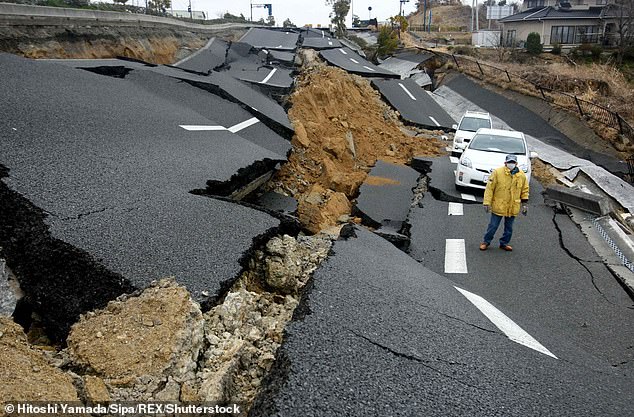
[483,214,515,246]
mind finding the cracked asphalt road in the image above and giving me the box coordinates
[252,227,633,417]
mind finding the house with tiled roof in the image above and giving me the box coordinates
[499,0,624,48]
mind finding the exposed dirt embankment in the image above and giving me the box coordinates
[270,50,445,233]
[0,25,245,63]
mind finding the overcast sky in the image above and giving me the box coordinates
[154,0,420,27]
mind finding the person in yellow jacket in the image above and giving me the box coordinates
[479,154,529,252]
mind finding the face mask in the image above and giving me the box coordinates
[506,163,516,170]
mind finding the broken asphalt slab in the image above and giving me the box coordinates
[0,53,283,339]
[239,27,299,50]
[251,227,633,417]
[354,160,420,244]
[174,37,228,73]
[319,47,399,78]
[377,50,434,79]
[372,78,455,130]
[300,37,342,50]
[55,56,294,134]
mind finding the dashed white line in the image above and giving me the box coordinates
[429,116,441,126]
[461,193,476,201]
[362,66,376,72]
[260,68,277,84]
[448,203,463,216]
[450,156,460,164]
[339,48,348,54]
[328,41,333,45]
[228,117,260,133]
[454,287,558,359]
[350,58,360,64]
[444,239,468,274]
[398,83,417,101]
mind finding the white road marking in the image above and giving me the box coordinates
[454,287,558,359]
[448,202,463,216]
[260,68,277,84]
[362,66,376,72]
[450,156,460,164]
[339,48,348,54]
[328,41,333,45]
[429,116,441,126]
[398,83,417,101]
[461,193,476,201]
[228,117,260,133]
[277,45,283,48]
[179,125,226,131]
[180,117,260,134]
[350,58,360,64]
[444,239,468,273]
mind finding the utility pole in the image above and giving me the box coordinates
[188,0,192,19]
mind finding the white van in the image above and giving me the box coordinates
[451,111,492,156]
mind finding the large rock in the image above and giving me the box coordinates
[66,278,204,401]
[0,317,79,410]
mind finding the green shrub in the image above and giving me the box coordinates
[590,44,603,58]
[526,32,543,55]
[376,26,398,58]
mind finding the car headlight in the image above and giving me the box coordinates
[460,157,472,169]
[520,164,528,173]
[455,137,464,144]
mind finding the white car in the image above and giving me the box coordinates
[451,111,493,156]
[455,128,537,191]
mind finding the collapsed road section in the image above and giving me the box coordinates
[1,27,451,412]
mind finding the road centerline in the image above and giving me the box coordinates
[398,83,417,101]
[445,239,468,273]
[448,202,464,216]
[260,68,277,84]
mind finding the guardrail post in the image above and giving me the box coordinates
[574,95,584,117]
[476,60,484,75]
[505,70,511,82]
[452,54,459,68]
[616,112,624,134]
[538,85,546,100]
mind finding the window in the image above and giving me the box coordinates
[505,30,517,46]
[526,0,545,8]
[595,0,606,4]
[551,25,600,44]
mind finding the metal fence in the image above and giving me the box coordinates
[446,53,634,147]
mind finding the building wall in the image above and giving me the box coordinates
[502,18,615,45]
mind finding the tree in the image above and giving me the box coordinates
[326,0,350,37]
[608,0,634,65]
[377,26,398,57]
[498,0,507,5]
[526,32,543,54]
[352,14,360,27]
[148,0,170,14]
[267,15,275,26]
[283,18,296,28]
[390,14,409,32]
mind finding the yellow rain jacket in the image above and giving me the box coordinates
[483,166,529,217]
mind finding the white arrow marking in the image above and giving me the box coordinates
[454,287,558,359]
[180,117,260,134]
[179,125,226,131]
[228,117,260,133]
[445,239,468,273]
[399,83,417,101]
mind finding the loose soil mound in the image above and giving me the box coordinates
[270,62,444,233]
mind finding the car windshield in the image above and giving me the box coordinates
[469,134,526,154]
[459,117,491,132]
